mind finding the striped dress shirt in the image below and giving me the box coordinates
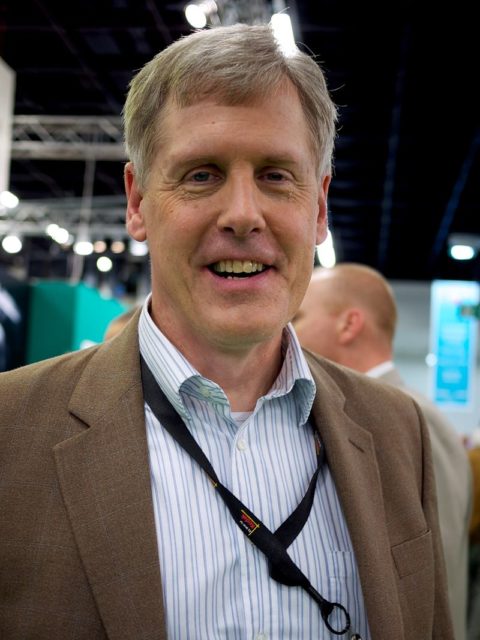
[139,302,370,639]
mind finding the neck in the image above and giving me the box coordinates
[343,348,393,374]
[189,341,283,411]
[150,304,284,412]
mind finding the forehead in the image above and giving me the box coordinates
[156,85,316,164]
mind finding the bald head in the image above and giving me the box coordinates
[293,263,397,371]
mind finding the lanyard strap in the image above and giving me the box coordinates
[141,356,353,636]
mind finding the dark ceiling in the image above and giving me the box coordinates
[1,0,479,285]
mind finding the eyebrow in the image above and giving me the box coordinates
[262,154,304,168]
[168,151,305,172]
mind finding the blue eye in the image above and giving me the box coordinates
[263,171,288,182]
[192,171,211,182]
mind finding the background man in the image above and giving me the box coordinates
[294,262,472,640]
[0,25,453,639]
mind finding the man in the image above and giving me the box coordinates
[0,25,453,639]
[294,263,471,640]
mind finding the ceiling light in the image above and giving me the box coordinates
[111,240,125,254]
[450,245,475,261]
[129,239,149,257]
[316,230,336,268]
[52,227,70,244]
[73,240,94,256]
[270,12,297,57]
[184,1,218,28]
[185,3,207,28]
[46,223,59,237]
[2,234,22,254]
[0,191,19,209]
[448,233,480,261]
[96,256,113,272]
[94,240,107,253]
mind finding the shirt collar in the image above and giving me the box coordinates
[365,360,395,378]
[138,295,316,425]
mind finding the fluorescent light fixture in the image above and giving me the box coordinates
[0,191,19,209]
[449,244,475,261]
[270,12,297,57]
[448,233,480,261]
[2,234,22,254]
[316,229,336,268]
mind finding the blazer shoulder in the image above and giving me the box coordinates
[0,309,141,412]
[304,348,418,410]
[0,346,102,420]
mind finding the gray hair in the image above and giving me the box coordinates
[123,23,338,189]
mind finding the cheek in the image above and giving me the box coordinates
[142,194,200,243]
[279,214,318,268]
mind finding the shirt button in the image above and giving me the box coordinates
[199,386,211,398]
[256,634,267,640]
[236,438,248,451]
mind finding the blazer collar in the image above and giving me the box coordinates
[54,312,167,639]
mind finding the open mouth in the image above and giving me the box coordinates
[209,259,270,279]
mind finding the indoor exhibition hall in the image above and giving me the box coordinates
[1,2,479,639]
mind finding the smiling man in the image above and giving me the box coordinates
[0,24,453,640]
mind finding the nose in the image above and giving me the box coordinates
[217,172,266,237]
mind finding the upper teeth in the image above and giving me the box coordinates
[213,260,265,274]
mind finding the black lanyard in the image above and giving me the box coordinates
[141,356,361,638]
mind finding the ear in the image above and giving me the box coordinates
[315,174,331,244]
[125,162,147,241]
[337,308,365,345]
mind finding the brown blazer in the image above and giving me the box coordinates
[0,316,453,639]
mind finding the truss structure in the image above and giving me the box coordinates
[0,195,128,239]
[11,115,126,161]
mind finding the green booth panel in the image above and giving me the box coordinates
[27,281,127,364]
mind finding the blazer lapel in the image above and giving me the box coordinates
[54,318,166,639]
[306,354,405,640]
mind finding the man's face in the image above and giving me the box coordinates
[125,82,329,357]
